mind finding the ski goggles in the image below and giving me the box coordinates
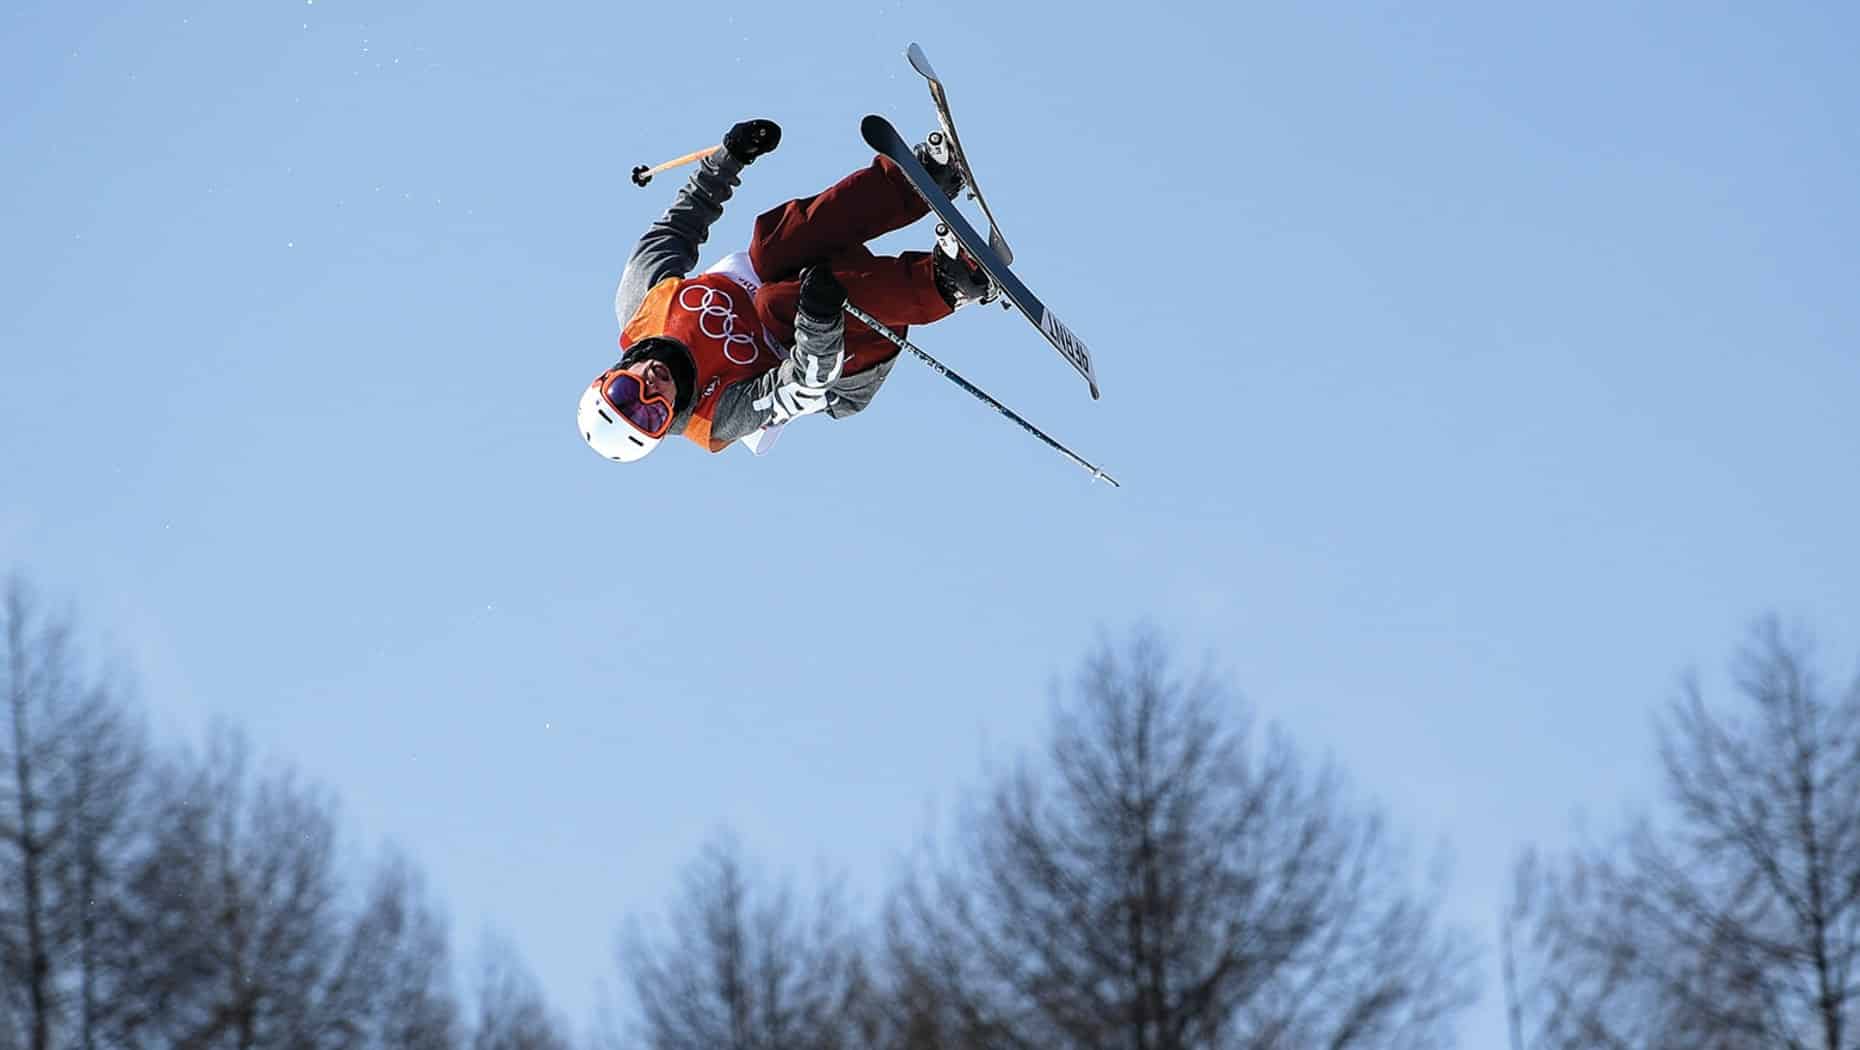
[597,367,674,439]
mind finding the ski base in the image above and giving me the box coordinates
[862,113,1101,400]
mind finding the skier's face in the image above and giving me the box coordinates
[627,359,679,406]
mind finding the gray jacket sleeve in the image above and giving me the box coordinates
[706,310,896,445]
[824,358,896,418]
[705,377,775,446]
[613,147,746,327]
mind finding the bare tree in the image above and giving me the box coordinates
[361,855,463,1050]
[0,570,558,1050]
[108,724,342,1049]
[472,931,573,1050]
[0,575,148,1050]
[1506,616,1860,1050]
[51,669,144,1050]
[613,832,873,1050]
[107,722,477,1050]
[885,628,1479,1050]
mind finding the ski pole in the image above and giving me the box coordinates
[631,145,721,187]
[842,301,1119,487]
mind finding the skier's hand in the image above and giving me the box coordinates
[790,270,846,390]
[796,264,847,323]
[724,119,781,164]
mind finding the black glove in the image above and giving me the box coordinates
[796,264,847,322]
[723,119,781,164]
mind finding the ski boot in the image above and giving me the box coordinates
[915,133,965,201]
[932,223,997,309]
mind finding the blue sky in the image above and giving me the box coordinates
[5,0,1858,1043]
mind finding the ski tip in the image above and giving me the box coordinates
[860,113,896,147]
[906,42,937,80]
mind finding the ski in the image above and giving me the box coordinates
[905,43,1014,265]
[862,113,1101,400]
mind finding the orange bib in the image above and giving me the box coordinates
[621,273,781,451]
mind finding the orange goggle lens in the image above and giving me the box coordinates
[598,369,673,438]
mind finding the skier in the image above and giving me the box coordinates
[579,118,994,463]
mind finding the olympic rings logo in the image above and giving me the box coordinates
[679,283,762,366]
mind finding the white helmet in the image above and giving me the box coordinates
[578,365,671,463]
